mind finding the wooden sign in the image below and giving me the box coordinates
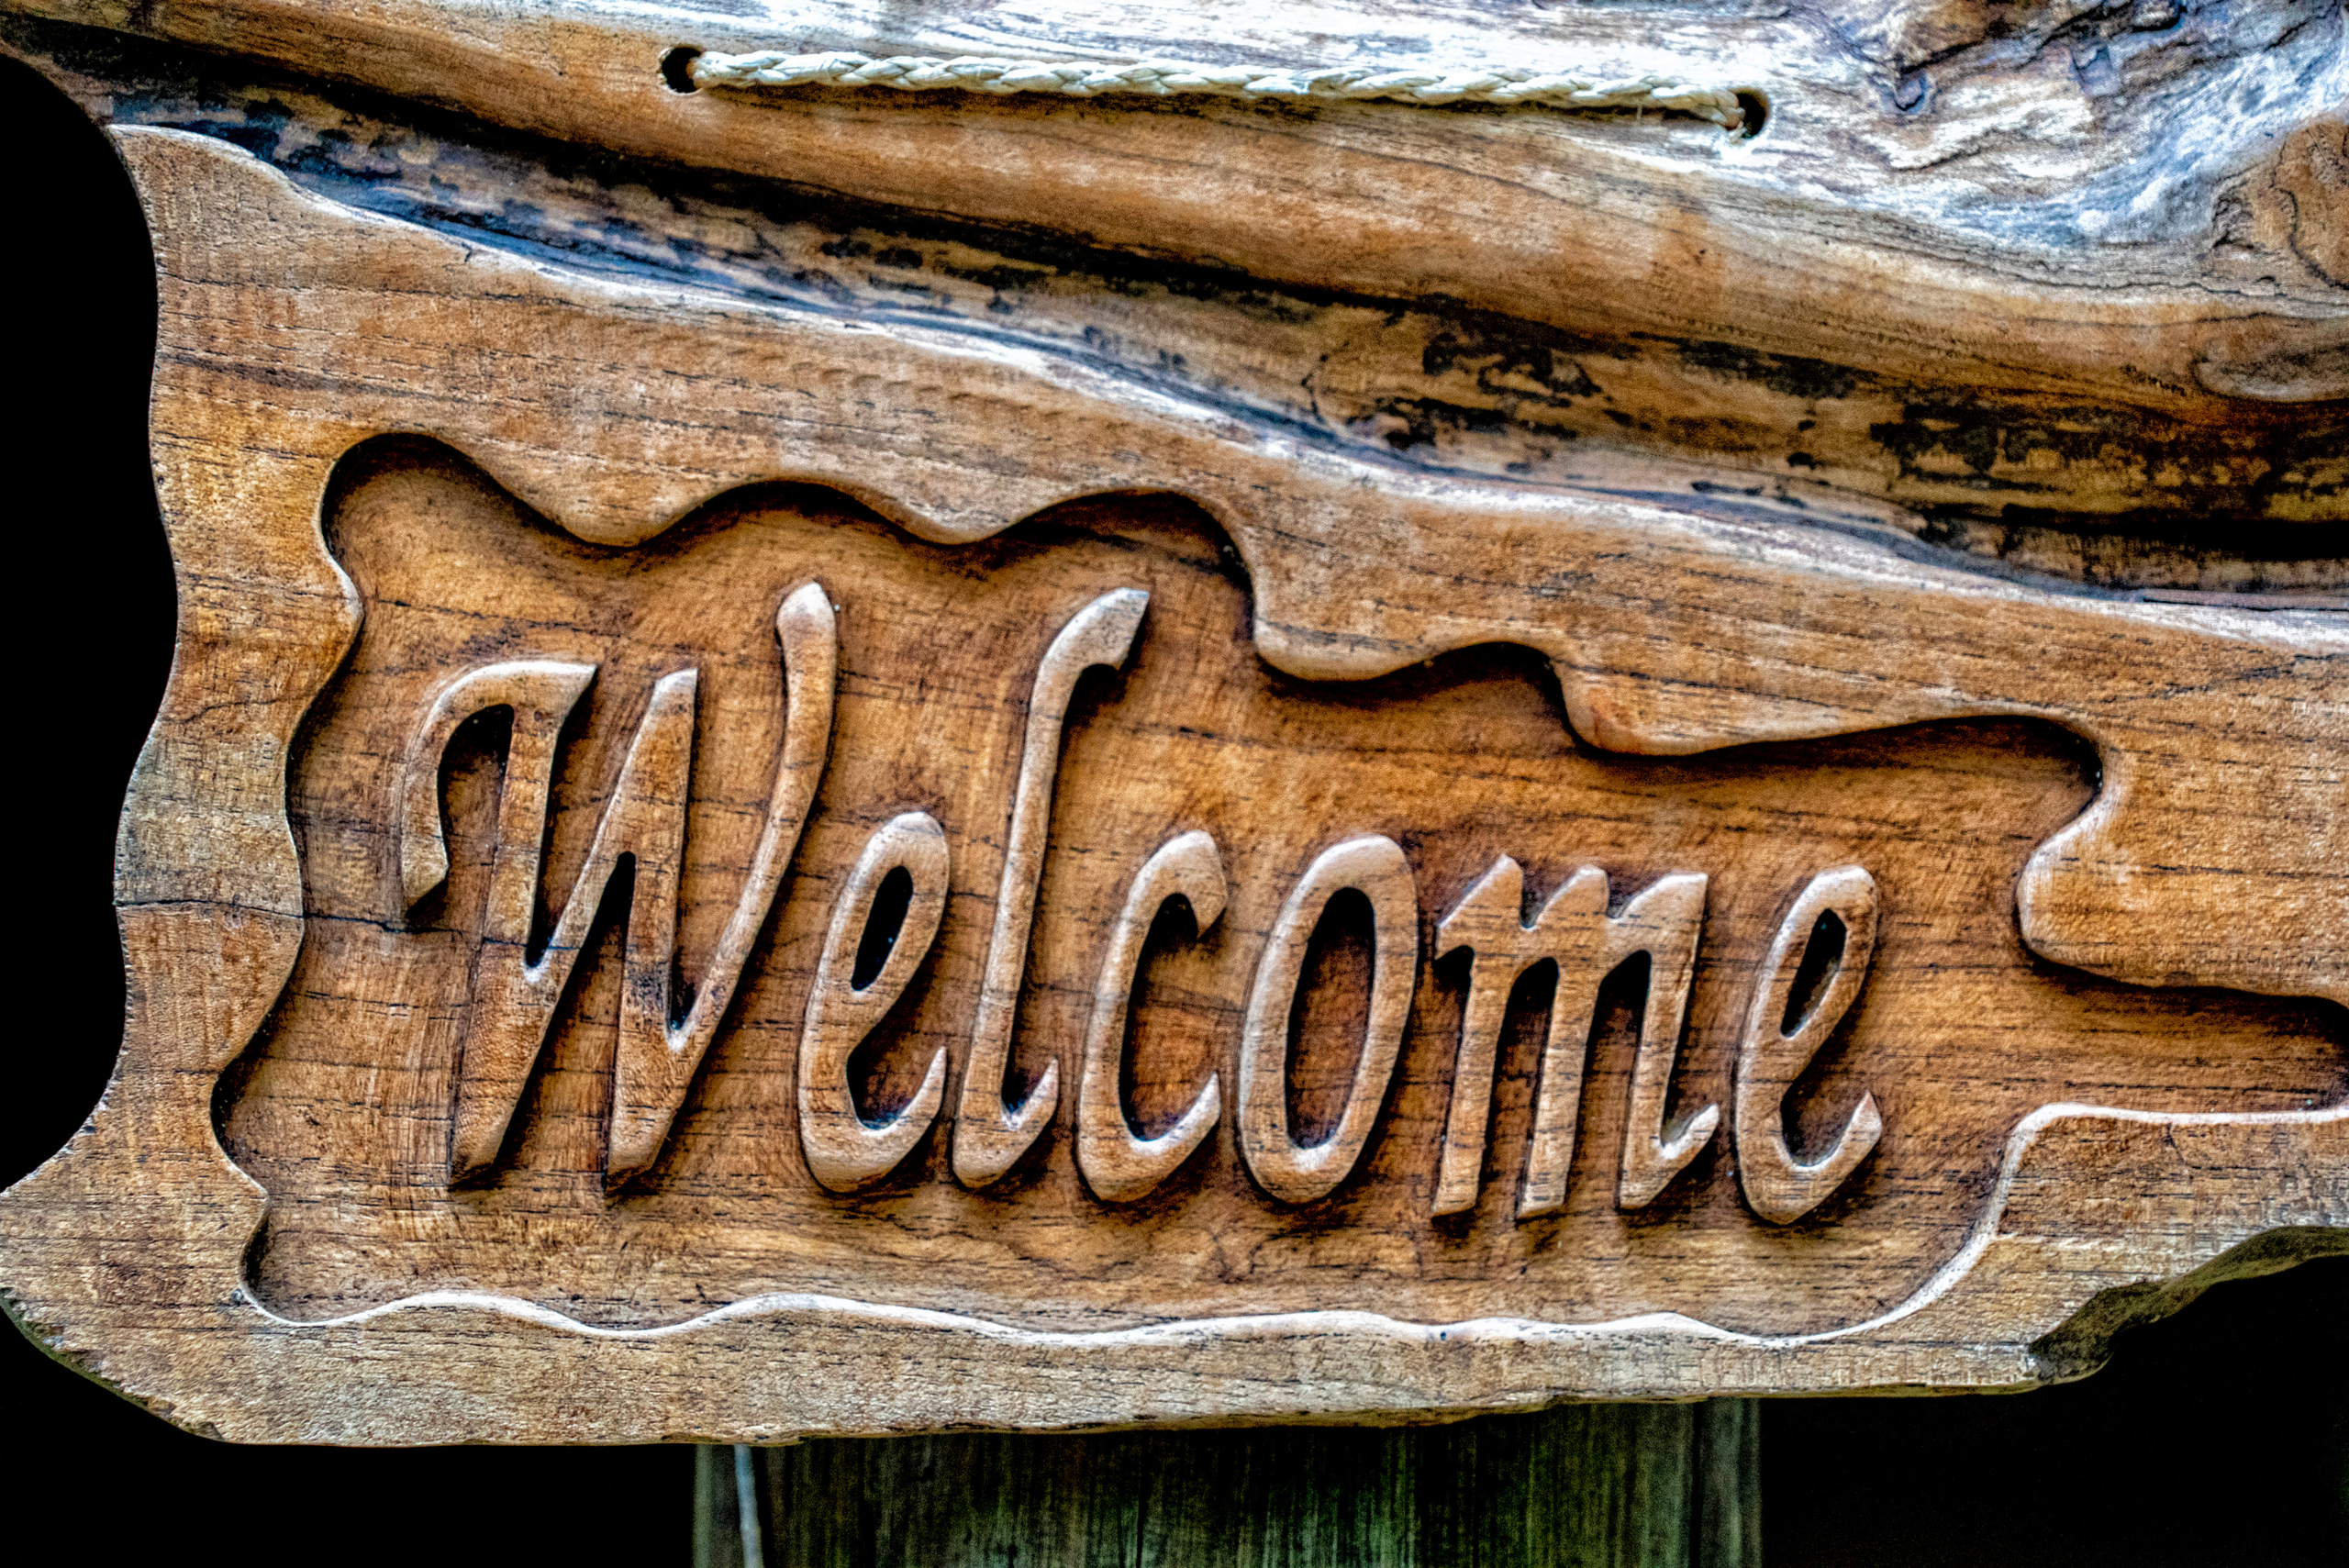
[2,0,2341,1444]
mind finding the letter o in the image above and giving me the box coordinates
[1236,834,1419,1205]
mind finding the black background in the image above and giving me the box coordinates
[2,53,2340,1567]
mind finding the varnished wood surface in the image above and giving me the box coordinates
[0,10,2340,1443]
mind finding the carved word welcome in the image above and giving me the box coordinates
[397,584,1884,1221]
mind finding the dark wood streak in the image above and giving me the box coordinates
[6,14,2343,598]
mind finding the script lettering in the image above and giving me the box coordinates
[1434,861,1717,1218]
[402,585,836,1184]
[953,589,1152,1187]
[1611,873,1719,1209]
[1075,830,1230,1203]
[1237,835,1420,1206]
[1734,866,1886,1223]
[391,587,1891,1221]
[798,811,953,1191]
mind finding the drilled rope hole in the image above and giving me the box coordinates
[660,46,702,94]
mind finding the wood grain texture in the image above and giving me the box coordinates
[10,15,2340,595]
[707,1398,1761,1567]
[0,12,2341,1444]
[21,0,2346,424]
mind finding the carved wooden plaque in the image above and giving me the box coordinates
[2,0,2342,1442]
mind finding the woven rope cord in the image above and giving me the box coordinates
[689,49,1746,128]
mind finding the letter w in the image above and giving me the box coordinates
[395,584,837,1186]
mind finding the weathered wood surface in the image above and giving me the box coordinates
[11,10,2343,599]
[696,1400,1762,1568]
[23,0,2348,412]
[0,2,2341,1445]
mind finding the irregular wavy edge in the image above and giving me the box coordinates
[0,125,2338,1440]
